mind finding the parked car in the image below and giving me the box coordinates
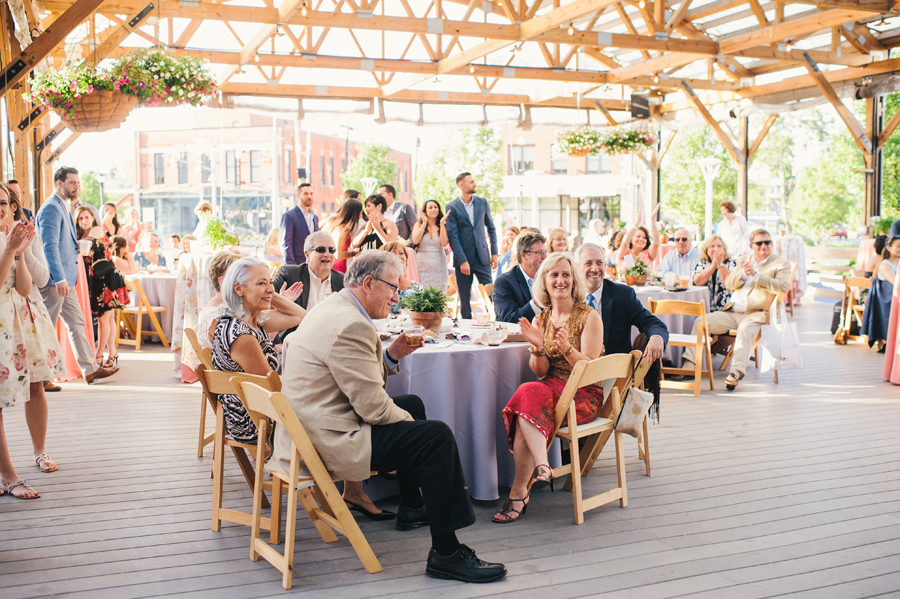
[830,226,847,238]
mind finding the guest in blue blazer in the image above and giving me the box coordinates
[576,242,667,361]
[492,231,547,324]
[444,172,498,319]
[280,183,319,265]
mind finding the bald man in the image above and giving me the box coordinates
[656,228,699,277]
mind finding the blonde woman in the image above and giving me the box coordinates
[691,234,736,312]
[547,227,570,253]
[264,228,283,264]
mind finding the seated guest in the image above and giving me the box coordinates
[495,253,604,523]
[198,250,243,348]
[270,251,506,582]
[181,235,197,255]
[111,236,137,275]
[878,236,899,282]
[577,243,667,362]
[212,257,307,444]
[496,225,519,275]
[381,240,417,290]
[865,235,887,277]
[492,231,548,323]
[692,234,736,312]
[264,228,282,264]
[272,231,344,345]
[547,227,570,253]
[682,229,790,391]
[657,229,700,278]
[616,207,661,271]
[134,232,167,269]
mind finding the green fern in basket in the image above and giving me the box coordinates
[398,287,450,314]
[202,216,238,249]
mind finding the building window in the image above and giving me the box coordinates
[226,150,236,183]
[250,150,261,183]
[154,153,165,185]
[508,145,534,175]
[319,155,325,187]
[329,156,334,186]
[340,158,345,178]
[201,154,211,183]
[284,149,292,184]
[177,152,188,184]
[551,154,567,175]
[586,154,612,174]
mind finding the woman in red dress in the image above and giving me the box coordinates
[494,253,605,523]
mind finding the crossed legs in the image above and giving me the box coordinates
[494,417,551,522]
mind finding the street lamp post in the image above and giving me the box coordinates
[97,172,106,205]
[698,157,720,240]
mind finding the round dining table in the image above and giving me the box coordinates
[632,285,711,366]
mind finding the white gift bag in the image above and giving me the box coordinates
[759,301,803,373]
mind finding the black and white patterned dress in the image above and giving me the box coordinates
[211,314,278,443]
[692,258,737,312]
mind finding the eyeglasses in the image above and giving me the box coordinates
[673,237,690,242]
[313,246,336,254]
[752,240,772,247]
[373,277,400,296]
[523,250,548,257]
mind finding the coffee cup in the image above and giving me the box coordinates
[78,239,92,256]
[404,325,424,346]
[475,312,490,326]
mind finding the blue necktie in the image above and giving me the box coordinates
[587,294,596,308]
[527,279,533,288]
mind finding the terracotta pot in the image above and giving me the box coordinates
[409,311,443,334]
[624,274,647,287]
[58,89,139,133]
[568,148,592,157]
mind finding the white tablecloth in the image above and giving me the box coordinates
[127,273,177,338]
[633,286,710,365]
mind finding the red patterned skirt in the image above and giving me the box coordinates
[501,377,604,452]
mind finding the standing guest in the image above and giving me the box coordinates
[272,231,343,345]
[494,253,603,523]
[134,232,167,269]
[656,229,700,278]
[497,225,520,275]
[583,219,603,246]
[353,195,398,252]
[332,198,363,274]
[682,229,791,391]
[280,183,319,265]
[36,167,116,385]
[492,231,547,324]
[865,235,887,277]
[211,257,306,444]
[718,202,749,259]
[121,206,145,252]
[2,187,67,481]
[198,250,244,349]
[617,215,660,272]
[101,203,121,238]
[270,251,506,582]
[264,228,283,264]
[192,201,213,238]
[410,199,449,292]
[111,236,138,275]
[547,228,570,253]
[445,172,498,319]
[878,236,900,282]
[692,235,736,312]
[379,184,417,241]
[8,180,32,221]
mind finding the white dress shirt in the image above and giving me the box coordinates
[520,265,542,315]
[306,273,332,312]
[462,197,475,226]
[656,247,700,277]
[299,206,316,232]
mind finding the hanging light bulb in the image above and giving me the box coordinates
[300,2,308,16]
[254,55,260,63]
[567,23,575,36]
[469,64,475,73]
[653,75,659,83]
[639,0,646,8]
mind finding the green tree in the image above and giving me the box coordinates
[414,146,457,207]
[750,115,797,232]
[78,169,123,208]
[340,143,397,195]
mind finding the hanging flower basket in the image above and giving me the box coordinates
[556,126,603,157]
[597,128,657,155]
[25,49,217,133]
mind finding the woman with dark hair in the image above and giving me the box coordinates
[111,236,138,275]
[617,207,661,273]
[101,203,121,237]
[332,198,363,273]
[352,194,398,251]
[865,235,887,277]
[877,236,900,283]
[410,199,450,292]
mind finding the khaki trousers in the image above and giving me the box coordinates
[682,309,767,375]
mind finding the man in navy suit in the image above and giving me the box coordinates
[280,183,319,265]
[576,242,667,361]
[492,231,547,323]
[445,172,498,319]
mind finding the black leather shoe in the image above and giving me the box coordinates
[426,544,507,583]
[345,500,396,521]
[396,505,429,531]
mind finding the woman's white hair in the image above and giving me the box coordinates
[221,256,269,320]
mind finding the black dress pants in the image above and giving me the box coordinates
[369,395,476,536]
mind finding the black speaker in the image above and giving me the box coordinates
[631,94,650,119]
[297,167,307,180]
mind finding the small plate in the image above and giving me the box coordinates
[470,324,492,328]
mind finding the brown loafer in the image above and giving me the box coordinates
[43,381,61,392]
[85,366,116,384]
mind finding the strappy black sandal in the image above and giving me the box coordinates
[492,494,529,523]
[530,464,555,492]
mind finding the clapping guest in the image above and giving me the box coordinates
[101,203,121,238]
[497,226,519,275]
[211,257,306,443]
[547,228,570,253]
[134,232,167,269]
[331,198,363,274]
[111,236,138,275]
[494,253,604,523]
[409,200,449,292]
[617,217,660,272]
[354,195,398,251]
[692,235,736,312]
[121,207,143,252]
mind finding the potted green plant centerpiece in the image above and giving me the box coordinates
[202,217,239,249]
[398,287,450,334]
[624,259,651,287]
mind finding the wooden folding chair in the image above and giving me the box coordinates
[550,351,639,525]
[478,283,495,320]
[117,279,169,350]
[631,356,654,477]
[195,367,282,538]
[185,327,215,457]
[785,261,800,317]
[234,380,382,590]
[650,298,714,397]
[719,292,784,383]
[838,275,871,342]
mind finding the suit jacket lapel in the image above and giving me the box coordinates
[295,206,310,237]
[299,264,311,307]
[55,195,77,244]
[514,267,529,304]
[601,280,614,345]
[330,270,343,291]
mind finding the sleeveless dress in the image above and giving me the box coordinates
[333,230,352,273]
[415,232,448,292]
[211,314,279,443]
[89,236,129,316]
[0,234,66,408]
[501,303,603,449]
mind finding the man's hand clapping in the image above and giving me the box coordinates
[279,281,303,303]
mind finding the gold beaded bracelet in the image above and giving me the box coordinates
[562,345,575,357]
[528,346,545,357]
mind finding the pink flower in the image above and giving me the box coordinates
[0,366,8,383]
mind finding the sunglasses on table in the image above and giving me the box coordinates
[312,246,336,254]
[752,240,772,247]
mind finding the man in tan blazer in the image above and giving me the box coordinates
[272,250,507,584]
[682,228,791,391]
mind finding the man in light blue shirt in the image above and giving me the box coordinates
[656,229,700,278]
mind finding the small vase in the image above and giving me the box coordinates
[624,274,647,287]
[409,311,443,334]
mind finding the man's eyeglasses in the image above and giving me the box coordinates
[523,250,548,257]
[313,246,336,254]
[673,237,690,242]
[374,277,400,295]
[752,240,772,247]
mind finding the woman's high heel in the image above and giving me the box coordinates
[492,493,529,523]
[530,464,555,492]
[102,355,118,369]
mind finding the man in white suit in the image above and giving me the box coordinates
[273,251,506,584]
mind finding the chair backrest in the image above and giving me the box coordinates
[126,278,154,310]
[228,372,282,422]
[763,292,784,324]
[184,327,214,369]
[196,367,280,404]
[789,261,799,283]
[844,275,872,297]
[552,351,638,433]
[648,298,704,317]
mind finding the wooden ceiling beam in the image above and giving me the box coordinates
[748,113,778,160]
[680,80,745,164]
[740,55,900,99]
[802,51,872,153]
[719,8,872,53]
[878,104,900,147]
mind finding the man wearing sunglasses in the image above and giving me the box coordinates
[656,229,699,278]
[272,231,344,344]
[682,229,791,390]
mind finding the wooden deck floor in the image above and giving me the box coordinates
[1,300,899,599]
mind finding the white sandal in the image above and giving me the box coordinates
[2,479,40,499]
[35,453,58,473]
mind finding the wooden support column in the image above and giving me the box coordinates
[736,116,749,216]
[865,96,883,226]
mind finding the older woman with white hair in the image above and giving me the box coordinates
[210,257,306,443]
[494,252,605,524]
